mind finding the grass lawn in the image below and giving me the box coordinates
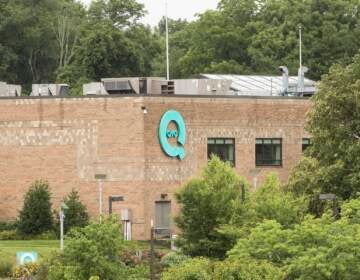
[0,240,59,265]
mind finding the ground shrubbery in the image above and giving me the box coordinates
[42,216,149,280]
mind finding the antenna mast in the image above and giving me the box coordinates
[298,24,302,68]
[165,0,170,80]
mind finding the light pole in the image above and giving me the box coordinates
[150,219,155,280]
[95,174,107,221]
[60,202,68,251]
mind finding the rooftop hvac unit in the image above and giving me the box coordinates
[83,83,107,95]
[31,84,69,97]
[101,78,141,94]
[0,82,22,97]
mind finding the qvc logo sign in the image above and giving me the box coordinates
[158,110,186,160]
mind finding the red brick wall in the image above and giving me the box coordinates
[0,96,310,239]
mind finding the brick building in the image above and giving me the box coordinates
[0,94,311,239]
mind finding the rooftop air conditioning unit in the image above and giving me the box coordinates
[0,82,22,97]
[31,84,69,97]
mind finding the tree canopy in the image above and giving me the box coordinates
[1,0,359,94]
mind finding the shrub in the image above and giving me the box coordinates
[161,257,212,280]
[0,257,13,278]
[175,156,249,259]
[18,180,54,235]
[0,229,22,240]
[46,216,128,280]
[161,252,190,268]
[55,189,89,234]
[213,259,284,280]
[227,198,360,279]
[0,221,17,231]
[12,262,40,279]
[248,173,308,228]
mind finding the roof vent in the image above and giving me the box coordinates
[279,66,289,95]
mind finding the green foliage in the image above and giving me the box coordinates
[175,156,249,259]
[161,257,212,280]
[248,173,308,228]
[0,257,13,278]
[213,259,284,280]
[46,216,147,280]
[228,197,360,279]
[166,0,360,80]
[161,252,190,268]
[18,180,54,235]
[0,221,17,231]
[58,189,89,234]
[287,53,360,213]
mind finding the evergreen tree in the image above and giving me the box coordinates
[18,180,53,235]
[61,189,89,234]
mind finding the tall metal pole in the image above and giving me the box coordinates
[150,219,155,280]
[99,179,103,221]
[60,208,64,250]
[299,24,302,68]
[165,0,170,80]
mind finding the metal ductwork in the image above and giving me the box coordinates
[297,66,309,96]
[279,66,289,95]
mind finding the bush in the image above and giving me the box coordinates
[12,263,40,279]
[0,229,22,240]
[175,156,249,259]
[248,173,308,228]
[161,257,212,280]
[18,180,54,235]
[46,216,128,280]
[0,221,17,231]
[161,252,190,268]
[227,198,360,279]
[213,259,284,280]
[0,257,13,278]
[55,189,89,235]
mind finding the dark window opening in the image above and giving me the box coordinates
[256,138,282,166]
[302,138,312,152]
[207,138,235,166]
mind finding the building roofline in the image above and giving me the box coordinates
[0,93,311,101]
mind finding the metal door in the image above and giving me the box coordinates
[155,201,171,237]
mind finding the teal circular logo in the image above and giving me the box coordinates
[159,110,186,160]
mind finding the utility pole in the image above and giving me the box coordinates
[165,0,170,80]
[298,24,302,69]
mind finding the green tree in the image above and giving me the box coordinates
[175,156,248,259]
[47,216,145,280]
[60,189,89,234]
[161,258,212,280]
[18,180,54,235]
[287,53,360,208]
[228,197,360,279]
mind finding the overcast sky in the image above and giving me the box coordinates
[80,0,220,26]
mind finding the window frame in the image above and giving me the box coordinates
[255,138,283,167]
[302,138,312,152]
[207,138,236,166]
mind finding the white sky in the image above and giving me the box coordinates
[80,0,220,26]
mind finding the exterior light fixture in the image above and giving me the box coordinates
[141,106,148,114]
